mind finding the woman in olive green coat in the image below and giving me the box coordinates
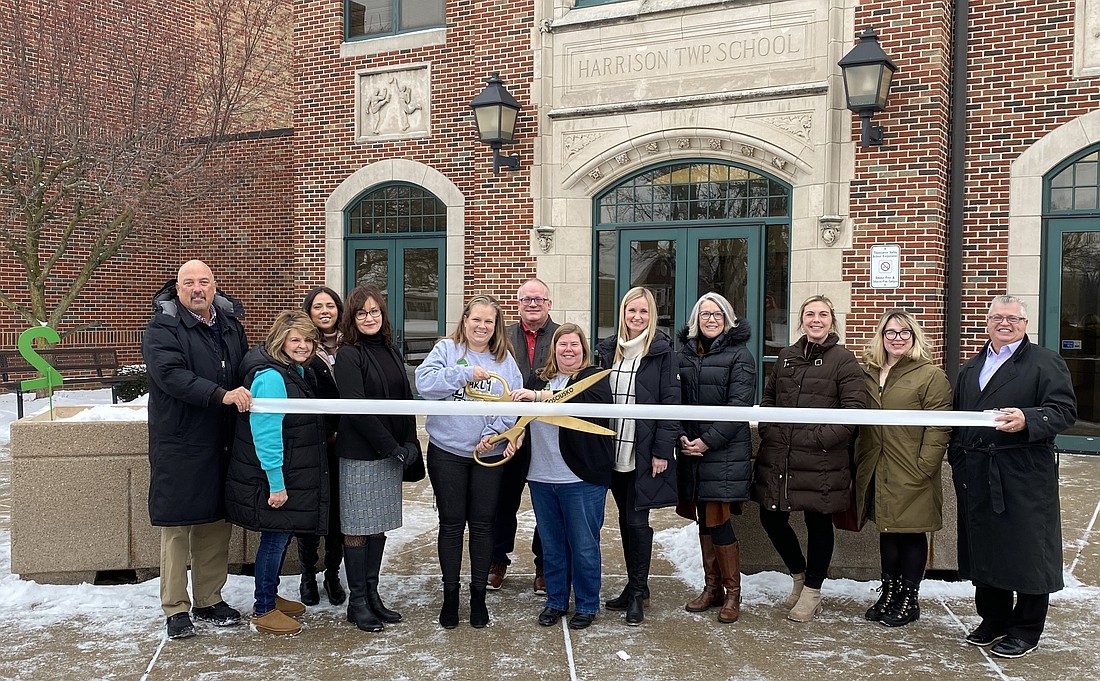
[854,310,951,629]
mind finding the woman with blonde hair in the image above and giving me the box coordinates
[595,287,680,626]
[854,309,951,627]
[415,294,524,630]
[225,310,329,636]
[752,294,865,622]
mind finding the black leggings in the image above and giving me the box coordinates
[427,443,504,587]
[695,502,738,546]
[880,532,928,584]
[759,508,834,590]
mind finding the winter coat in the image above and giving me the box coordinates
[949,335,1077,594]
[853,356,952,532]
[547,365,616,487]
[143,280,248,526]
[595,331,680,510]
[224,344,330,534]
[752,333,866,514]
[676,323,756,504]
[334,340,419,462]
[508,318,560,390]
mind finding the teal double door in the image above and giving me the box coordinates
[616,225,765,374]
[345,237,445,376]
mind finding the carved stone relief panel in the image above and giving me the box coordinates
[355,64,430,141]
[1077,0,1100,76]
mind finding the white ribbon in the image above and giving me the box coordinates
[252,398,1000,428]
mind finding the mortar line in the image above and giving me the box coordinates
[938,597,1011,681]
[560,617,578,681]
[139,634,168,681]
[1067,494,1100,578]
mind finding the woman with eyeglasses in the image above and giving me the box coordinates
[415,294,523,630]
[752,294,865,622]
[676,293,756,624]
[595,286,680,626]
[854,310,951,628]
[333,285,420,633]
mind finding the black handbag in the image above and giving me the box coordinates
[402,440,426,482]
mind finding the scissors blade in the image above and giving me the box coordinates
[544,369,612,404]
[538,415,616,436]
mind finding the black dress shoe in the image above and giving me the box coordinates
[991,636,1038,659]
[191,601,241,627]
[538,607,568,627]
[965,626,1007,647]
[568,613,595,630]
[166,612,196,639]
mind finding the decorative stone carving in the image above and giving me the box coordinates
[819,216,844,247]
[740,145,756,157]
[356,65,429,139]
[1078,0,1100,75]
[535,225,555,253]
[539,18,553,34]
[760,113,813,141]
[589,168,602,180]
[771,157,788,171]
[615,153,629,165]
[677,137,691,149]
[709,139,723,150]
[564,131,604,158]
[645,142,659,153]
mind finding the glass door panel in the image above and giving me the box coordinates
[401,245,442,373]
[619,230,683,342]
[351,245,392,294]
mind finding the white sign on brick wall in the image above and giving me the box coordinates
[870,244,901,289]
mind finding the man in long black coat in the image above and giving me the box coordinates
[143,260,253,639]
[950,295,1077,659]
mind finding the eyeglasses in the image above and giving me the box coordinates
[699,311,726,321]
[354,308,382,320]
[883,329,912,340]
[519,297,549,306]
[988,315,1026,324]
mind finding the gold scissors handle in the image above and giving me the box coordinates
[464,372,511,401]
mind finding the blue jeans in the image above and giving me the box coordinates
[529,481,607,615]
[254,531,293,615]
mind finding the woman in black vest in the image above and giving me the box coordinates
[334,285,420,633]
[225,310,330,637]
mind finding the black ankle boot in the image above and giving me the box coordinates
[439,584,460,629]
[880,580,920,628]
[299,571,320,606]
[323,569,347,606]
[343,545,383,632]
[625,589,645,626]
[470,584,489,628]
[365,535,401,623]
[865,574,898,622]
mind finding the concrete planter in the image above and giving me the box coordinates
[9,407,300,584]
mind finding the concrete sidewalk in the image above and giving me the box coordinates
[0,451,1097,681]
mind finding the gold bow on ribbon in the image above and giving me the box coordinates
[466,368,616,467]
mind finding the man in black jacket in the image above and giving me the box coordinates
[144,260,253,639]
[488,278,559,593]
[950,295,1077,659]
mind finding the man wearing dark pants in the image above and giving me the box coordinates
[144,260,252,639]
[489,278,559,593]
[950,295,1078,659]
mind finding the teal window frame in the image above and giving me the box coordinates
[344,0,446,42]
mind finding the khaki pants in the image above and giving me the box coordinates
[160,520,232,616]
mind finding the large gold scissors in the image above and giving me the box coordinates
[468,369,616,467]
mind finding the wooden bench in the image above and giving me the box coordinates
[0,347,127,418]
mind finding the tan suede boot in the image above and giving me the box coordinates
[783,572,806,609]
[275,596,306,617]
[685,535,725,612]
[713,541,741,623]
[251,609,302,636]
[787,586,822,622]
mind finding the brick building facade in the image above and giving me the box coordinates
[3,0,1098,448]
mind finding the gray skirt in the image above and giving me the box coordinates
[340,457,403,535]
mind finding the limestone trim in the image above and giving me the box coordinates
[555,0,753,32]
[324,160,465,324]
[1007,109,1100,322]
[563,127,812,193]
[548,82,829,120]
[340,28,447,59]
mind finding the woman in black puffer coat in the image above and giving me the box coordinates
[677,293,756,625]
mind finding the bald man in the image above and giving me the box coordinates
[143,260,252,639]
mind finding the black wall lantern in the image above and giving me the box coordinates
[470,72,521,174]
[838,28,897,147]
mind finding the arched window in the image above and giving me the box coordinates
[346,182,447,234]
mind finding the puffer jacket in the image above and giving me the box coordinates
[224,344,330,534]
[853,356,952,532]
[752,333,865,513]
[677,322,756,504]
[595,331,680,510]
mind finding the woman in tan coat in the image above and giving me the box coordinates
[854,309,952,628]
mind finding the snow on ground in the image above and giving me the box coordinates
[0,388,125,447]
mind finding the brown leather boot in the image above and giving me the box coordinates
[714,541,742,623]
[685,534,725,612]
